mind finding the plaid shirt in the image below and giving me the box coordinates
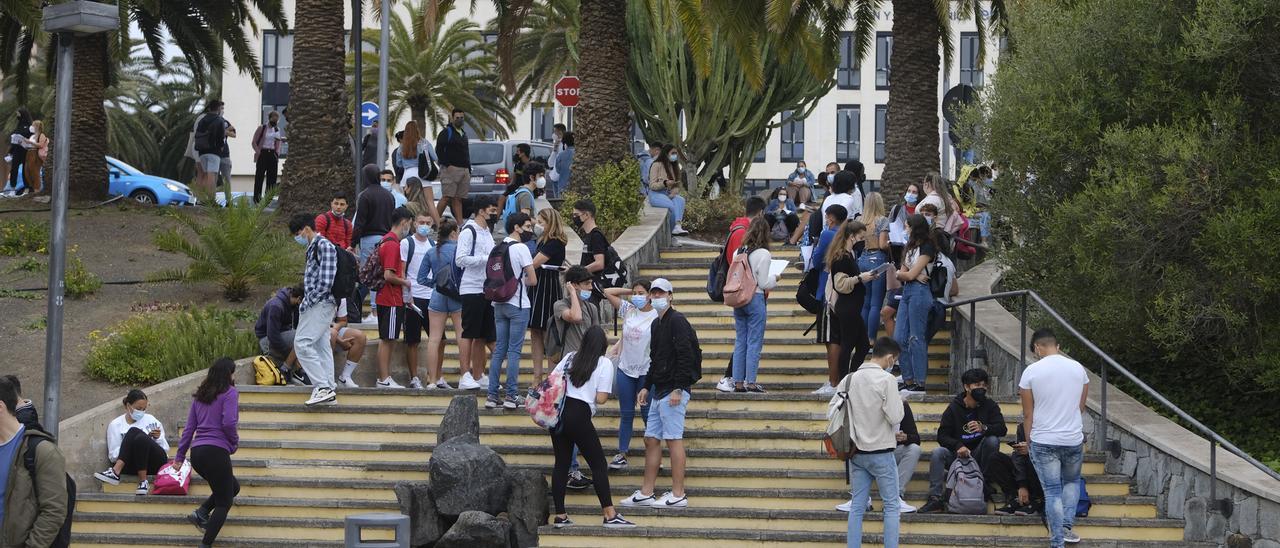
[302,234,337,312]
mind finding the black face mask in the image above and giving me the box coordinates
[571,215,584,229]
[486,213,498,226]
[520,230,534,243]
[970,388,988,402]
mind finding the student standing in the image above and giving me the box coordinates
[425,219,464,389]
[401,213,438,389]
[456,196,500,390]
[0,375,68,548]
[1021,329,1090,547]
[858,192,891,339]
[251,111,285,203]
[548,327,637,529]
[175,358,240,548]
[487,213,538,409]
[714,197,766,393]
[93,389,170,495]
[550,133,575,198]
[839,338,905,548]
[290,214,342,406]
[374,208,416,388]
[315,193,354,252]
[824,220,879,388]
[354,164,397,316]
[528,209,568,384]
[600,280,658,470]
[6,108,32,194]
[730,218,779,393]
[572,199,610,299]
[894,214,937,394]
[810,204,850,395]
[435,108,472,221]
[21,120,47,195]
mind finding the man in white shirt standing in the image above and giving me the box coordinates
[455,195,499,390]
[400,214,436,389]
[1019,328,1090,547]
[487,213,538,409]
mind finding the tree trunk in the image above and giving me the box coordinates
[279,0,354,217]
[410,100,427,136]
[67,33,109,201]
[880,0,941,199]
[572,0,631,194]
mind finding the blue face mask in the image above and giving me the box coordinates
[904,193,918,205]
[294,235,309,246]
[630,295,648,309]
[668,154,678,163]
[578,289,593,301]
[651,297,669,311]
[380,181,392,191]
[416,225,430,237]
[129,409,145,422]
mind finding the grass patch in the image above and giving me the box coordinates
[7,257,43,273]
[85,307,258,385]
[65,250,101,299]
[0,289,40,300]
[23,317,45,330]
[0,219,48,256]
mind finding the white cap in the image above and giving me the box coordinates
[650,278,674,294]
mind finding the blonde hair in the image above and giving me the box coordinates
[537,208,568,245]
[30,120,43,137]
[862,192,886,232]
[924,171,954,218]
[825,220,867,270]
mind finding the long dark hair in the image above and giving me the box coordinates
[194,357,236,404]
[14,107,31,129]
[657,144,681,182]
[569,326,608,388]
[905,214,935,253]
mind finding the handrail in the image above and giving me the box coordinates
[944,288,1280,511]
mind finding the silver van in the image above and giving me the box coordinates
[467,139,555,194]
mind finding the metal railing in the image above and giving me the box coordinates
[945,288,1280,516]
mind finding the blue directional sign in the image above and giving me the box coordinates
[360,101,379,128]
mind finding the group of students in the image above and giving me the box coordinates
[2,107,49,198]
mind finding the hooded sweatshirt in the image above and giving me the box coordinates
[253,288,298,353]
[354,164,396,240]
[937,390,1008,452]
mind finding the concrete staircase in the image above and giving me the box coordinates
[69,247,1207,547]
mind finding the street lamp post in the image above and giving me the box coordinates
[376,0,390,167]
[41,1,119,438]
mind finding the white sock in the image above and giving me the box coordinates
[341,361,358,380]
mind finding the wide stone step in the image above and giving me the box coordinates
[73,513,394,542]
[539,526,1211,547]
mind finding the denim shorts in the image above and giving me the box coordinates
[198,153,221,173]
[428,292,462,313]
[644,389,690,440]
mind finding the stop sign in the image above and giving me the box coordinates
[554,76,580,107]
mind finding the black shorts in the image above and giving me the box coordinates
[886,288,903,310]
[404,297,429,345]
[460,293,496,341]
[377,304,405,341]
[816,306,839,345]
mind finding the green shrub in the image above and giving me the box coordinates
[64,250,101,299]
[85,307,258,385]
[681,193,746,236]
[8,257,43,273]
[151,190,301,301]
[0,219,48,256]
[559,158,645,240]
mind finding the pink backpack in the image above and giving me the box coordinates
[526,357,571,430]
[152,460,192,495]
[721,247,758,308]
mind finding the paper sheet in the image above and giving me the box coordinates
[769,259,789,279]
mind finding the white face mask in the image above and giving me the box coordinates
[28,125,35,133]
[129,409,145,422]
[778,195,787,202]
[535,176,547,189]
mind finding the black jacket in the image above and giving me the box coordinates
[354,183,395,240]
[899,400,921,447]
[435,125,470,168]
[647,308,699,397]
[937,391,1008,452]
[253,288,299,353]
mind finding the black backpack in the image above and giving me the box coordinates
[598,245,629,290]
[193,115,217,155]
[331,247,359,304]
[706,225,745,302]
[24,434,75,548]
[927,255,949,299]
[796,267,823,315]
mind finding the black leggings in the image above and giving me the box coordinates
[551,398,612,514]
[8,152,22,190]
[253,150,278,203]
[834,306,869,379]
[191,445,240,546]
[118,428,167,477]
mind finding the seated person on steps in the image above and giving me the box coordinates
[986,422,1044,516]
[93,389,170,496]
[254,285,303,381]
[920,368,1007,513]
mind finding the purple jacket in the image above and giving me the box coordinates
[175,386,239,460]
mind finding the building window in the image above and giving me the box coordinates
[960,32,983,88]
[874,105,887,163]
[835,106,859,163]
[836,32,860,90]
[532,105,555,142]
[262,31,293,110]
[875,32,892,89]
[753,144,766,163]
[779,111,804,163]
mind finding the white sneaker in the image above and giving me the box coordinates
[672,224,689,236]
[305,388,336,406]
[477,373,490,386]
[435,378,453,389]
[898,499,917,513]
[377,377,404,389]
[409,377,424,389]
[458,373,481,390]
[812,382,835,395]
[360,314,376,325]
[715,377,734,393]
[1063,528,1081,544]
[619,490,656,507]
[338,376,360,388]
[650,491,688,508]
[836,500,852,512]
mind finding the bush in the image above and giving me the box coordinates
[681,193,746,236]
[558,158,645,240]
[0,219,47,256]
[64,248,101,299]
[85,307,258,385]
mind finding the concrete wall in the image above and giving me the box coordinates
[953,260,1280,546]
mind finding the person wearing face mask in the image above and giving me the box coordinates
[486,213,539,410]
[887,184,920,267]
[600,280,658,470]
[894,214,937,394]
[251,111,286,204]
[315,192,354,252]
[370,208,417,390]
[550,265,607,489]
[502,161,544,229]
[647,145,689,236]
[435,108,472,221]
[528,209,569,383]
[455,195,499,391]
[289,213,344,406]
[787,161,815,206]
[572,199,615,301]
[253,285,303,382]
[823,220,879,391]
[94,389,170,495]
[353,165,397,318]
[400,214,439,390]
[764,187,800,241]
[919,368,1008,514]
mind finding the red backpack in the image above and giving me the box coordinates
[721,246,758,308]
[482,242,520,302]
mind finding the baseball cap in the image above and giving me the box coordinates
[650,278,674,294]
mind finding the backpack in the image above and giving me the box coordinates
[253,355,286,386]
[501,187,532,226]
[1075,477,1092,517]
[526,356,571,430]
[483,242,521,302]
[822,376,856,460]
[952,214,976,259]
[721,246,758,308]
[428,244,462,299]
[706,225,745,302]
[358,235,393,292]
[417,149,439,181]
[599,244,629,290]
[770,218,789,241]
[310,241,357,305]
[193,114,217,155]
[24,434,75,548]
[927,255,949,300]
[796,267,823,315]
[945,457,988,514]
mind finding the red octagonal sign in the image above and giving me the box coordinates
[554,76,580,108]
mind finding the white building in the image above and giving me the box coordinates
[221,1,1000,190]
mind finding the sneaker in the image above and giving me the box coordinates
[1014,504,1040,516]
[458,373,481,390]
[288,369,311,386]
[566,470,592,490]
[715,376,734,393]
[485,396,500,409]
[603,513,637,528]
[902,384,926,394]
[377,377,404,389]
[620,490,655,507]
[338,376,360,389]
[867,496,874,511]
[187,509,209,532]
[135,479,149,495]
[1063,527,1081,544]
[812,382,835,395]
[918,496,946,513]
[746,383,767,393]
[898,499,917,513]
[305,388,336,406]
[435,378,453,389]
[553,516,574,528]
[477,373,490,386]
[609,454,628,470]
[994,501,1019,515]
[360,314,377,325]
[93,468,121,486]
[671,224,689,236]
[503,395,519,409]
[651,491,688,508]
[423,380,438,390]
[836,500,852,512]
[409,377,424,390]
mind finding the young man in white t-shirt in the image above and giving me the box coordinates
[487,213,538,409]
[1019,328,1090,547]
[400,214,437,389]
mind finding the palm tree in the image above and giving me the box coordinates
[351,1,515,141]
[488,0,579,106]
[0,0,40,104]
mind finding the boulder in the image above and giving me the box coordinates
[438,395,481,445]
[505,468,549,547]
[429,437,510,517]
[395,481,445,548]
[435,511,511,548]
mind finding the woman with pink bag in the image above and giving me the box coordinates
[92,389,169,495]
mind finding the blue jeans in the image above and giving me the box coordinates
[357,234,382,305]
[857,250,889,341]
[893,282,933,385]
[848,451,900,548]
[731,293,767,383]
[1030,442,1084,548]
[614,371,649,454]
[648,191,685,232]
[488,303,530,399]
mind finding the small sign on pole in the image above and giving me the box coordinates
[360,101,380,128]
[554,76,580,108]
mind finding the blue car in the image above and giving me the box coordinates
[107,156,194,205]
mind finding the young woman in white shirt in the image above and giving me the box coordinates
[549,326,636,529]
[93,389,170,495]
[731,218,780,393]
[600,280,658,470]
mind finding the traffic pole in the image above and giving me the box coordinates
[376,0,390,168]
[43,32,75,439]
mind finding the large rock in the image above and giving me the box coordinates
[435,511,511,548]
[429,437,510,517]
[505,469,549,547]
[438,395,481,445]
[395,481,445,548]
